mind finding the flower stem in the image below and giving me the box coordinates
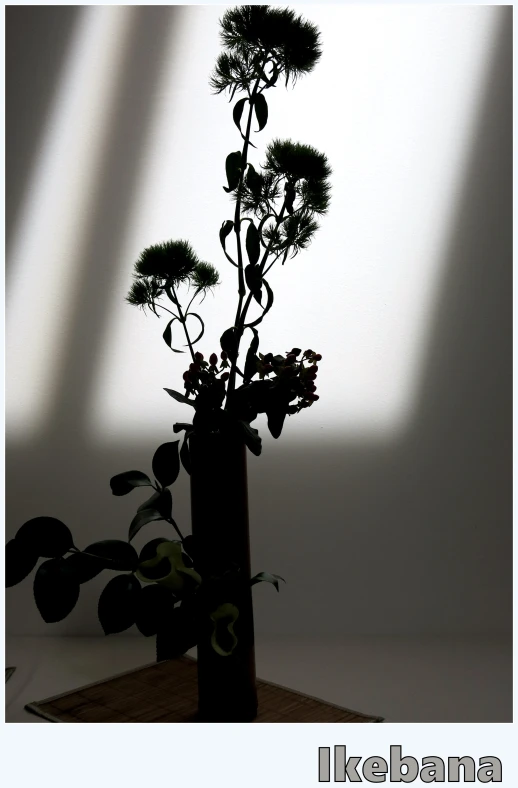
[168,284,196,364]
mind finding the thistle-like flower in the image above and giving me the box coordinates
[134,240,199,281]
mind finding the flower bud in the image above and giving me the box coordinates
[195,352,204,362]
[307,383,317,392]
[189,362,201,373]
[220,350,228,361]
[307,392,320,401]
[221,372,230,381]
[183,371,191,382]
[303,349,314,357]
[285,354,297,364]
[209,353,218,366]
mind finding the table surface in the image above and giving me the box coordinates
[6,634,512,723]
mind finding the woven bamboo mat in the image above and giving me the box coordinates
[25,657,383,723]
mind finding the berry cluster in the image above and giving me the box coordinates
[183,351,230,398]
[257,347,322,413]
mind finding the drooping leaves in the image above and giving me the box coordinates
[84,540,139,572]
[219,220,237,267]
[163,317,184,353]
[5,539,38,587]
[267,404,287,439]
[128,509,164,543]
[185,312,205,345]
[244,326,259,383]
[244,264,262,306]
[244,278,274,328]
[110,471,152,497]
[15,516,73,558]
[129,489,172,542]
[232,97,247,133]
[253,93,268,132]
[220,326,239,363]
[152,441,180,488]
[239,421,262,456]
[223,151,242,192]
[245,221,260,266]
[164,389,196,408]
[33,558,80,623]
[135,584,176,637]
[64,551,104,584]
[98,574,141,635]
[250,572,286,592]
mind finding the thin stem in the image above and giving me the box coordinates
[156,302,179,318]
[169,284,196,364]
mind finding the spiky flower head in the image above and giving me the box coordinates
[191,261,220,292]
[134,240,199,282]
[264,139,331,184]
[210,5,322,95]
[126,277,164,313]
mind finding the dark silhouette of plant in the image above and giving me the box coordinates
[6,5,330,661]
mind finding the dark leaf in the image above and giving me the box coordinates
[128,508,164,543]
[138,538,169,564]
[239,421,262,456]
[253,93,268,132]
[156,605,197,661]
[164,388,196,408]
[244,326,260,383]
[152,441,180,487]
[15,516,73,558]
[232,96,247,134]
[163,317,184,353]
[245,221,260,266]
[223,150,242,193]
[266,404,287,439]
[250,572,286,592]
[219,220,237,268]
[246,163,262,195]
[185,312,205,345]
[110,470,152,496]
[64,551,104,584]
[244,278,274,329]
[98,574,141,635]
[84,540,139,571]
[173,422,193,433]
[244,264,262,306]
[5,539,38,587]
[33,558,80,623]
[135,584,176,637]
[220,326,238,363]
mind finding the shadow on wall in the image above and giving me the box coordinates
[5,9,512,637]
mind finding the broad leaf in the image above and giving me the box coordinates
[250,572,286,592]
[84,540,138,571]
[232,97,247,134]
[239,421,262,456]
[162,317,184,353]
[152,441,180,487]
[223,151,242,193]
[244,326,259,383]
[98,574,141,635]
[15,516,73,558]
[135,584,176,637]
[5,539,38,587]
[34,558,80,623]
[138,538,170,564]
[253,93,268,132]
[245,222,260,266]
[128,508,164,543]
[110,470,152,496]
[164,388,196,408]
[64,551,104,584]
[220,327,238,363]
[219,220,237,268]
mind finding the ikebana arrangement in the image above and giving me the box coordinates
[6,5,331,721]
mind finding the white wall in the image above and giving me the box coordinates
[6,5,511,637]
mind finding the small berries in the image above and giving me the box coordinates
[189,362,200,373]
[220,372,230,381]
[183,371,191,382]
[209,353,218,366]
[314,354,322,361]
[220,351,228,360]
[195,352,204,362]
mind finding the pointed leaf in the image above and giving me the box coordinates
[185,312,205,345]
[253,93,268,132]
[219,220,237,268]
[220,326,238,363]
[244,278,274,329]
[34,558,80,623]
[250,572,285,592]
[244,264,262,306]
[246,221,260,266]
[152,441,180,487]
[244,326,260,383]
[15,516,73,558]
[266,404,287,439]
[129,509,164,543]
[164,389,196,408]
[232,97,247,134]
[5,539,38,587]
[84,540,138,571]
[98,574,141,635]
[110,470,152,496]
[163,317,185,353]
[223,151,242,193]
